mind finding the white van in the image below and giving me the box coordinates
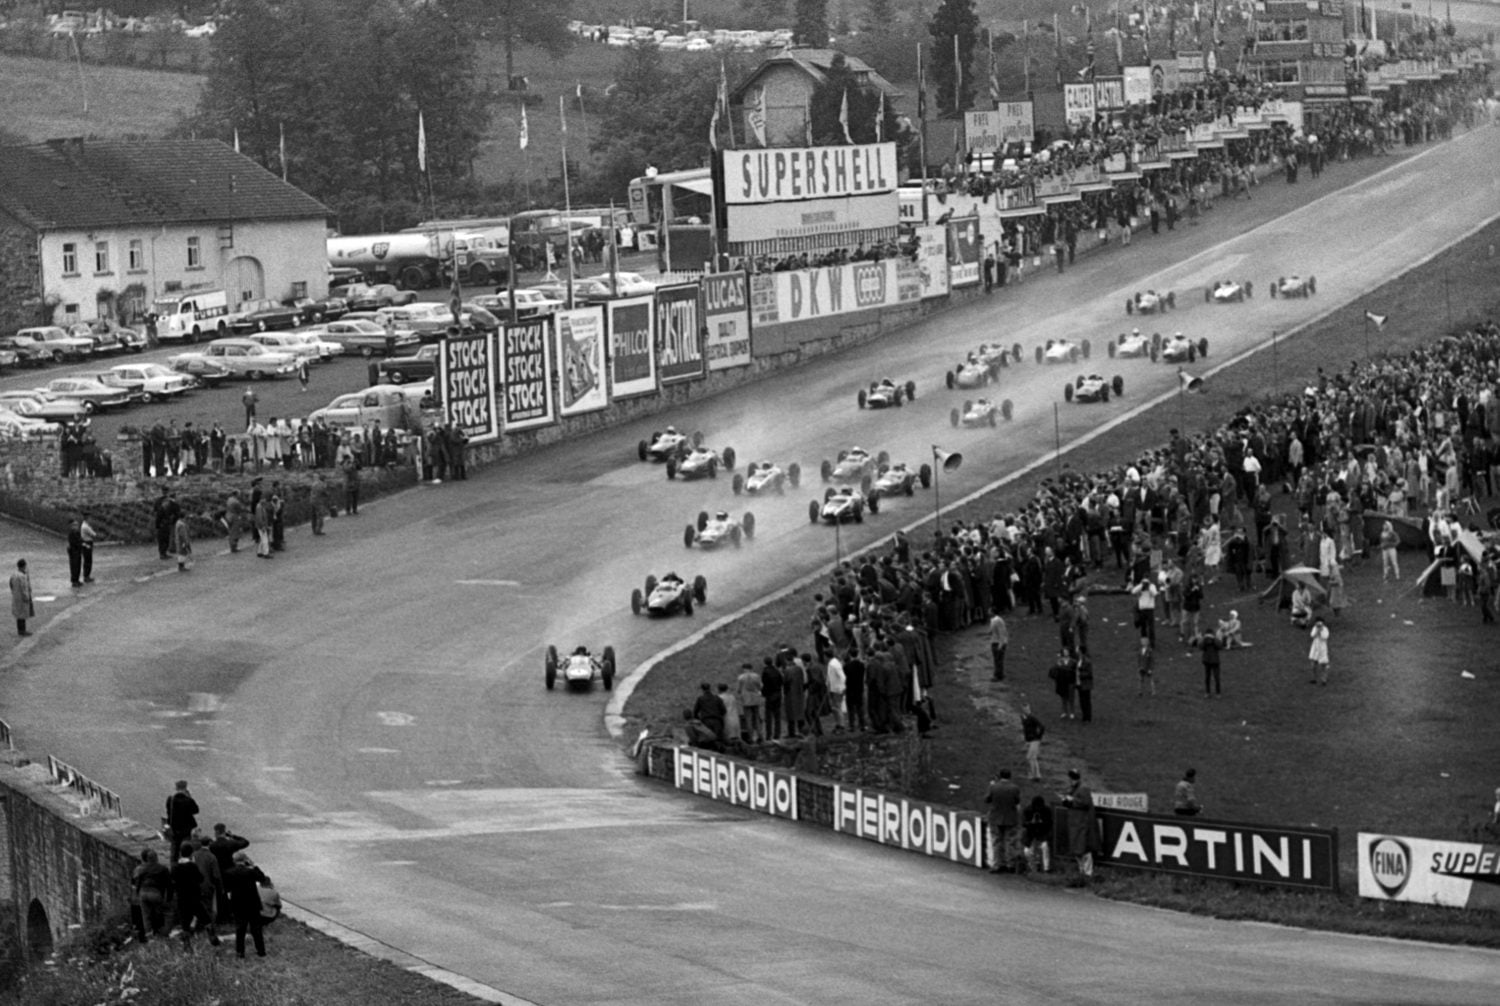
[150,289,230,344]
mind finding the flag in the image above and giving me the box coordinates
[278,121,286,182]
[1054,13,1063,89]
[953,34,962,113]
[709,100,721,150]
[747,86,767,146]
[916,42,927,122]
[1115,26,1124,66]
[232,128,240,154]
[710,59,727,150]
[876,89,885,142]
[1022,19,1031,94]
[417,111,427,173]
[805,96,813,146]
[519,105,529,150]
[987,32,999,106]
[1366,311,1388,329]
[839,89,852,144]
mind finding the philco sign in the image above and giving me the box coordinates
[1358,832,1500,910]
[674,748,797,820]
[1098,811,1339,891]
[832,785,985,868]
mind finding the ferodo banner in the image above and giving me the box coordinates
[722,142,898,204]
[554,306,607,416]
[500,318,554,432]
[1358,833,1500,910]
[771,259,918,323]
[701,272,752,371]
[674,748,798,820]
[607,296,656,399]
[832,784,986,868]
[655,283,706,385]
[438,331,499,444]
[1098,811,1339,891]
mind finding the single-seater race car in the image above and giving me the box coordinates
[1109,329,1154,359]
[947,343,1020,389]
[638,426,701,462]
[871,462,932,497]
[631,572,708,617]
[1064,374,1125,403]
[1269,275,1316,298]
[733,461,801,495]
[666,444,736,480]
[820,446,889,486]
[1159,332,1208,364]
[857,378,916,409]
[1206,279,1253,303]
[1126,290,1175,315]
[545,644,617,691]
[1036,338,1091,364]
[950,397,1013,427]
[810,485,878,524]
[685,510,756,548]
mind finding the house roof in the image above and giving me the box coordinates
[0,139,330,232]
[731,47,904,104]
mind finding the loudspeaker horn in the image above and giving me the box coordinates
[932,446,964,472]
[1178,368,1205,393]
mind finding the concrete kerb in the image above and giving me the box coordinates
[606,135,1500,742]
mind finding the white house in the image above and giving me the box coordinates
[0,138,330,332]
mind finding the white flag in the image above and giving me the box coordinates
[747,87,767,146]
[839,89,852,144]
[232,128,240,154]
[1365,310,1388,329]
[519,105,529,150]
[876,90,885,142]
[417,111,427,173]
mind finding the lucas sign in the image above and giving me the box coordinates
[1358,833,1500,910]
[501,318,554,432]
[438,331,498,444]
[701,272,752,371]
[1097,811,1339,891]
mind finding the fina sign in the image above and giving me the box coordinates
[832,784,986,868]
[1358,833,1500,910]
[1098,811,1339,891]
[674,748,797,820]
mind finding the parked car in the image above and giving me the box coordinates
[0,408,56,439]
[378,344,441,384]
[313,319,420,357]
[471,290,562,319]
[0,334,50,367]
[102,362,196,400]
[14,326,94,362]
[308,384,424,430]
[246,331,323,364]
[0,348,19,374]
[342,283,419,311]
[68,320,147,354]
[0,391,89,423]
[166,338,297,379]
[169,356,234,387]
[285,295,348,324]
[39,377,135,413]
[229,298,304,333]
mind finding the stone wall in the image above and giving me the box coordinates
[0,207,44,336]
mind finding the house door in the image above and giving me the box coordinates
[224,255,265,304]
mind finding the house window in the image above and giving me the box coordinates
[94,241,110,274]
[128,239,144,271]
[62,242,78,275]
[63,303,80,321]
[291,281,307,299]
[187,236,202,269]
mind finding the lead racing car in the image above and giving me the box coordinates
[950,397,1013,427]
[638,426,700,462]
[1126,290,1175,315]
[733,460,801,496]
[1158,331,1208,364]
[871,461,932,497]
[810,485,878,524]
[666,443,736,480]
[685,510,756,548]
[1036,338,1091,364]
[631,572,708,617]
[1206,279,1253,303]
[820,446,890,488]
[1064,373,1125,403]
[946,343,1020,389]
[1109,329,1155,359]
[1269,275,1316,298]
[857,378,917,409]
[544,644,617,691]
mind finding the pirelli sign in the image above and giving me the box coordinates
[1098,810,1339,891]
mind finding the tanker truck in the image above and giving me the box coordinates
[326,230,511,290]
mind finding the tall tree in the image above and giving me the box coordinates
[927,0,978,117]
[795,0,830,47]
[449,0,574,84]
[807,53,898,145]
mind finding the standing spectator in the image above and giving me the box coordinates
[1023,794,1052,873]
[1137,638,1155,697]
[843,648,867,733]
[1075,649,1095,724]
[209,422,227,474]
[12,558,35,636]
[225,490,247,553]
[79,513,96,583]
[192,834,225,931]
[783,654,806,738]
[165,780,199,857]
[735,663,763,743]
[309,477,330,536]
[692,682,726,742]
[66,518,84,587]
[1050,649,1076,720]
[1181,574,1204,643]
[153,488,180,561]
[171,842,220,949]
[1020,703,1045,780]
[1174,768,1203,816]
[297,358,310,393]
[269,483,287,552]
[985,769,1023,873]
[224,851,271,959]
[131,848,171,941]
[1308,617,1331,685]
[825,651,846,732]
[208,822,250,875]
[761,658,784,740]
[1130,574,1158,645]
[717,684,740,746]
[173,512,192,572]
[1380,520,1401,581]
[1059,768,1098,876]
[1227,527,1253,592]
[988,610,1008,681]
[241,387,258,428]
[1200,630,1222,697]
[341,455,361,515]
[253,492,273,560]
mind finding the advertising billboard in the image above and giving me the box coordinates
[771,259,918,323]
[655,283,706,385]
[438,331,499,444]
[725,192,900,244]
[674,748,798,820]
[996,101,1036,145]
[500,318,554,432]
[607,296,657,399]
[701,272,752,371]
[1358,833,1500,910]
[749,273,779,328]
[964,110,1003,154]
[1064,83,1096,125]
[914,225,950,298]
[722,142,899,204]
[1097,811,1339,891]
[832,784,987,869]
[1094,76,1125,111]
[554,306,608,416]
[947,216,982,288]
[1123,66,1153,105]
[1151,59,1181,96]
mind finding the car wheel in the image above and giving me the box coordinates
[722,447,735,470]
[256,320,268,332]
[837,449,848,462]
[1011,343,1022,362]
[988,410,997,427]
[82,400,97,414]
[248,370,263,380]
[809,500,820,522]
[877,463,889,476]
[1150,345,1159,363]
[693,575,707,604]
[1126,298,1134,315]
[946,371,955,390]
[1204,287,1213,303]
[696,511,710,533]
[387,370,405,384]
[919,463,932,489]
[730,526,741,548]
[1035,346,1043,364]
[361,346,373,358]
[602,646,616,690]
[51,350,66,363]
[853,503,863,523]
[876,450,889,467]
[1064,384,1074,402]
[824,487,836,502]
[893,389,903,407]
[637,439,648,462]
[1101,387,1110,403]
[691,430,704,448]
[645,574,658,597]
[1069,347,1079,363]
[950,407,960,428]
[858,388,868,408]
[545,645,558,690]
[905,380,916,402]
[1198,338,1209,358]
[788,463,800,488]
[683,595,693,616]
[1002,399,1013,421]
[1082,339,1091,359]
[868,491,880,514]
[1112,375,1125,397]
[666,458,677,480]
[860,474,873,496]
[1108,341,1117,359]
[742,513,754,540]
[1307,276,1315,295]
[708,458,717,479]
[684,524,696,548]
[1166,292,1176,310]
[732,473,744,495]
[1271,277,1280,298]
[820,459,832,482]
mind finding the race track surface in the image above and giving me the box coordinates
[4,130,1500,1003]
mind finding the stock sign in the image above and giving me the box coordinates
[656,283,706,385]
[439,331,499,444]
[501,318,555,432]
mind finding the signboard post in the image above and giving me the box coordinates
[438,331,499,444]
[554,306,608,416]
[500,318,554,432]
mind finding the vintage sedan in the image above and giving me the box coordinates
[0,335,50,367]
[246,331,323,365]
[68,320,148,354]
[167,339,297,380]
[472,290,564,319]
[105,362,196,400]
[15,326,94,362]
[0,407,56,439]
[0,348,18,373]
[378,344,440,384]
[342,283,419,311]
[0,391,89,423]
[40,376,135,412]
[313,319,420,357]
[228,298,305,333]
[285,295,348,323]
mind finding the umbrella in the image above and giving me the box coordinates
[1281,565,1327,597]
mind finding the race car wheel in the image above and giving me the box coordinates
[545,645,558,691]
[853,503,864,523]
[820,459,833,482]
[945,371,955,391]
[1002,399,1013,421]
[876,450,889,467]
[1101,387,1110,404]
[1064,384,1075,402]
[666,458,677,480]
[708,458,717,479]
[684,595,693,616]
[746,461,758,477]
[683,525,696,548]
[645,574,658,597]
[1188,346,1197,364]
[722,447,735,470]
[868,492,880,514]
[918,463,933,489]
[693,575,707,604]
[1035,346,1044,364]
[858,388,868,408]
[788,463,801,489]
[1150,345,1159,363]
[988,410,997,428]
[1272,278,1281,298]
[894,389,903,407]
[1151,331,1162,352]
[631,588,643,616]
[1126,298,1135,315]
[877,463,889,475]
[1081,339,1091,360]
[905,380,916,402]
[697,511,710,533]
[1112,376,1125,397]
[825,487,837,503]
[950,408,960,428]
[1308,276,1315,295]
[963,399,973,414]
[809,500,821,522]
[1166,292,1176,310]
[1011,343,1021,362]
[730,526,741,548]
[1108,340,1117,359]
[1204,287,1212,304]
[860,474,873,497]
[692,430,704,448]
[602,647,616,690]
[732,473,744,495]
[837,449,848,462]
[743,513,755,540]
[1198,338,1209,358]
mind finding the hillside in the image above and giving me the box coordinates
[0,53,203,141]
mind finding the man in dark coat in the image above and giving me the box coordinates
[985,769,1024,872]
[224,850,271,958]
[171,841,220,948]
[164,780,199,862]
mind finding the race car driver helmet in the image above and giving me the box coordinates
[1131,328,1140,336]
[573,645,588,655]
[1175,332,1183,338]
[716,511,728,521]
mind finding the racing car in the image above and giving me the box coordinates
[946,342,1020,390]
[631,572,708,617]
[1206,280,1253,303]
[666,444,737,480]
[857,378,917,409]
[871,462,932,497]
[1158,332,1209,364]
[820,446,889,488]
[950,397,1013,427]
[1036,338,1091,364]
[544,644,617,691]
[1109,329,1156,359]
[1064,374,1125,403]
[1126,290,1175,315]
[809,485,878,524]
[1269,275,1316,298]
[685,510,756,548]
[637,426,701,462]
[733,461,801,496]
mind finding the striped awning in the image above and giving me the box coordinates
[727,225,900,258]
[998,205,1046,218]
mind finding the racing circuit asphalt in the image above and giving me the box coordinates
[4,130,1500,1003]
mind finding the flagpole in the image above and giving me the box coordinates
[576,82,591,154]
[1023,20,1030,96]
[560,95,575,310]
[917,42,929,225]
